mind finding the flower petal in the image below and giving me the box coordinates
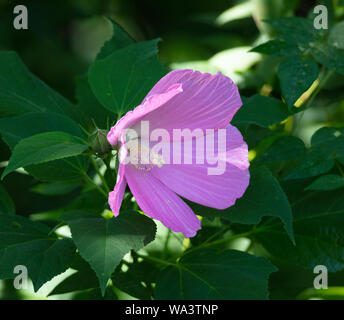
[140,69,242,138]
[151,125,250,209]
[152,163,250,210]
[220,124,250,170]
[124,165,201,238]
[107,83,183,146]
[108,162,127,217]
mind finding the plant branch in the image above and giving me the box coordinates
[90,156,110,193]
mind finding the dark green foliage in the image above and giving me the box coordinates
[256,189,344,272]
[88,39,166,115]
[0,214,76,291]
[232,95,291,127]
[66,211,156,295]
[278,57,319,108]
[0,3,344,301]
[155,249,277,299]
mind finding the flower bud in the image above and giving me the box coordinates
[91,129,111,155]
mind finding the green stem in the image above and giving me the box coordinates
[90,156,110,193]
[293,68,334,132]
[116,112,123,123]
[136,253,176,267]
[187,230,257,253]
[91,119,98,130]
[82,171,108,198]
[79,124,92,137]
[305,68,334,110]
[195,226,228,248]
[104,153,117,182]
[62,156,107,198]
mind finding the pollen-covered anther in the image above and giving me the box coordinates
[127,140,164,170]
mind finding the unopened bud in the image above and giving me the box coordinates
[91,129,111,155]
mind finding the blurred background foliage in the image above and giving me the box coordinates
[0,0,344,299]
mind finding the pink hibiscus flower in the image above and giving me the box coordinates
[107,69,250,238]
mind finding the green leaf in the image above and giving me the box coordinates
[311,42,344,75]
[30,180,80,196]
[255,136,306,164]
[329,21,344,49]
[267,17,322,48]
[232,95,290,128]
[283,149,334,180]
[0,112,84,150]
[251,39,302,57]
[0,112,88,182]
[52,253,117,298]
[189,166,295,245]
[256,189,344,272]
[244,125,280,149]
[88,39,166,115]
[278,57,319,109]
[298,287,344,300]
[112,258,158,300]
[0,214,76,290]
[65,190,107,214]
[154,249,277,299]
[2,132,89,179]
[0,184,15,215]
[67,211,156,295]
[0,51,76,118]
[223,166,295,243]
[305,174,344,191]
[311,127,344,157]
[96,18,135,60]
[75,75,115,130]
[215,1,253,25]
[60,210,100,221]
[72,287,117,300]
[284,127,344,180]
[49,269,99,296]
[26,157,89,182]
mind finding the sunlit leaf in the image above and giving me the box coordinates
[2,132,88,179]
[89,39,166,115]
[67,211,156,295]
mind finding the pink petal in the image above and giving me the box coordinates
[157,124,249,169]
[150,125,250,209]
[219,124,250,170]
[144,69,194,97]
[139,70,242,138]
[107,83,183,146]
[108,162,127,217]
[152,163,249,210]
[124,165,201,238]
